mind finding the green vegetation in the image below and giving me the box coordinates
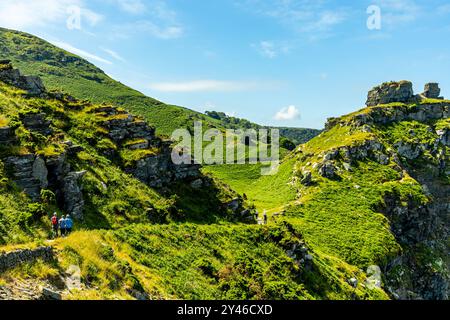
[203,157,297,213]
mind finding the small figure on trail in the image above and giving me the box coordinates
[51,212,59,238]
[65,215,73,235]
[263,210,268,225]
[59,215,67,237]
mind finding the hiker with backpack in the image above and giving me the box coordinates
[65,215,73,235]
[51,212,59,238]
[59,215,67,237]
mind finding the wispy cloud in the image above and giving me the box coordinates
[148,80,261,93]
[253,41,291,58]
[274,105,300,121]
[51,41,112,65]
[237,0,349,37]
[374,0,421,27]
[111,1,183,39]
[115,0,147,14]
[0,0,102,30]
[100,47,126,62]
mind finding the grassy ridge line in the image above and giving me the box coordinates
[0,27,225,137]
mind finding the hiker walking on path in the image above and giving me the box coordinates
[263,210,268,225]
[65,215,73,235]
[51,212,59,238]
[59,215,67,237]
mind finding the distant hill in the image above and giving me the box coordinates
[206,111,321,145]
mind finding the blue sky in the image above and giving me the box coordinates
[1,0,450,129]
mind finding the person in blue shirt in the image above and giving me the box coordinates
[59,216,66,237]
[65,215,73,235]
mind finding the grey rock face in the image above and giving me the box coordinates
[0,126,15,144]
[0,62,46,96]
[62,171,86,220]
[423,83,441,99]
[394,142,421,160]
[366,81,414,106]
[4,154,42,201]
[32,156,48,189]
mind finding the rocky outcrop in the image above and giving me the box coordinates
[0,246,54,273]
[95,106,156,145]
[3,150,86,218]
[91,106,201,188]
[366,81,415,107]
[422,83,442,99]
[327,102,449,130]
[0,60,45,96]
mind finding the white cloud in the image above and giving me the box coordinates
[148,80,259,93]
[253,40,291,58]
[51,41,112,65]
[274,105,300,121]
[116,0,146,14]
[0,0,102,30]
[257,41,277,58]
[100,47,126,62]
[375,0,421,27]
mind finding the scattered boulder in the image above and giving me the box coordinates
[41,287,62,300]
[319,162,338,179]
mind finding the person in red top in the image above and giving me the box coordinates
[51,212,59,238]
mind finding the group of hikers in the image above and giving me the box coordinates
[51,213,74,238]
[255,210,268,225]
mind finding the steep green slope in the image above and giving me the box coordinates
[0,28,227,137]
